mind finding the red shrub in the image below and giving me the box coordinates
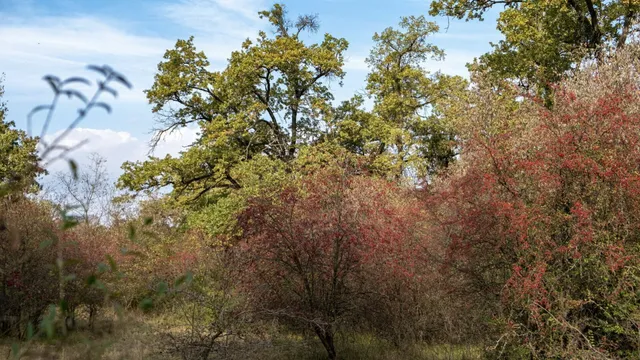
[237,167,428,359]
[431,74,640,357]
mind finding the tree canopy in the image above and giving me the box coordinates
[430,0,640,95]
[8,2,640,359]
[119,4,348,202]
[119,7,467,207]
[363,15,467,178]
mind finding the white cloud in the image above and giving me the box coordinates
[40,126,199,179]
[1,17,166,58]
[0,0,273,122]
[159,0,265,37]
[37,126,199,219]
[156,0,270,67]
[0,15,172,105]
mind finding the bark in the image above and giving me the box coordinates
[313,324,337,360]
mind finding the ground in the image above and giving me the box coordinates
[0,311,481,360]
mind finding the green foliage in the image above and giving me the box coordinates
[120,4,348,202]
[0,77,42,196]
[117,4,354,244]
[429,0,640,97]
[351,16,467,179]
[15,4,640,359]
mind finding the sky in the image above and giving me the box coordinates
[0,0,502,181]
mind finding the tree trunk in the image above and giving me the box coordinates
[88,305,97,329]
[313,324,337,360]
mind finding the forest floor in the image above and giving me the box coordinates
[0,311,481,360]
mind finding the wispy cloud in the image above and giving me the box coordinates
[0,17,167,57]
[156,0,271,67]
[0,15,172,104]
[159,0,266,38]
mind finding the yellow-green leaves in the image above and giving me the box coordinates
[363,16,468,179]
[0,78,42,197]
[430,0,640,98]
[118,4,350,240]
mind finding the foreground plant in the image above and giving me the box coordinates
[0,65,134,358]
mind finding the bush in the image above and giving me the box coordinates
[0,199,59,337]
[0,199,119,338]
[236,164,439,359]
[430,46,640,358]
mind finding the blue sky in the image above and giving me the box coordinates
[0,0,501,176]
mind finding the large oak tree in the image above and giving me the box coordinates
[119,4,348,202]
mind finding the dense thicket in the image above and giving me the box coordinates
[430,49,640,358]
[3,2,640,359]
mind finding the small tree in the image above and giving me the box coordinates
[237,164,426,359]
[50,153,113,224]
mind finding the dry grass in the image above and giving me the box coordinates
[248,334,482,360]
[0,310,169,360]
[0,312,481,360]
